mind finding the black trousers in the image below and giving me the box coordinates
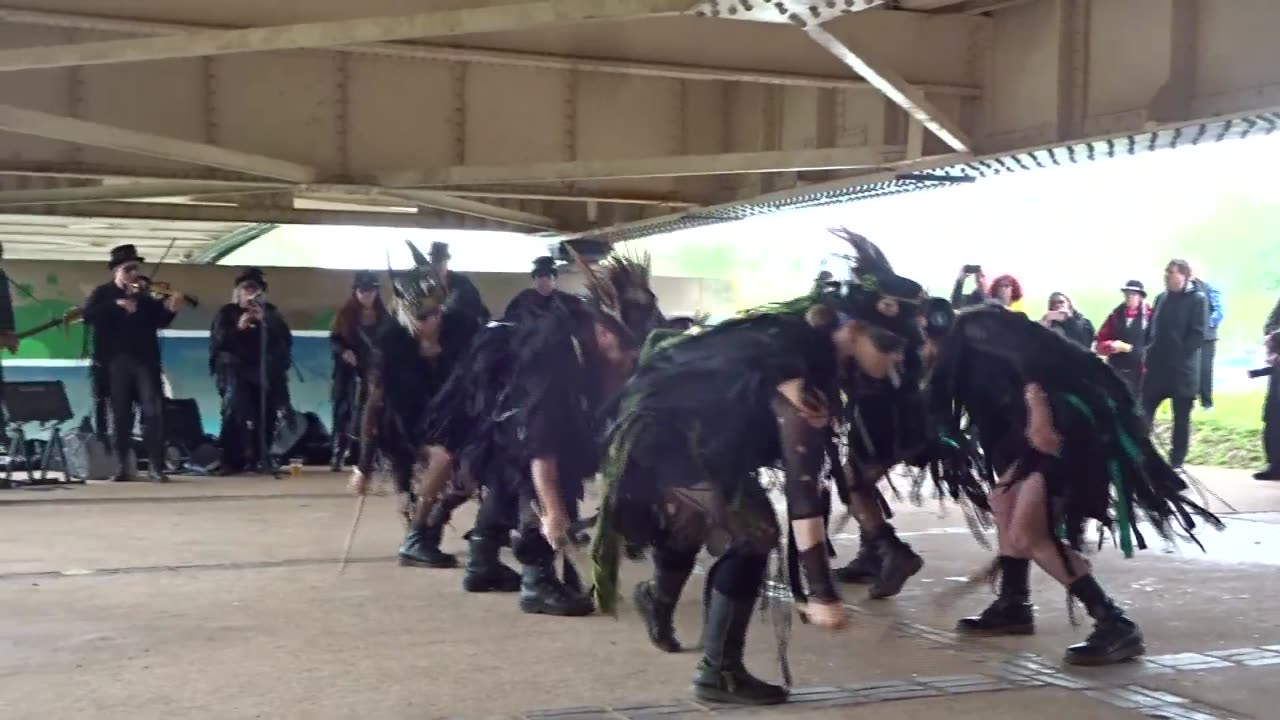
[472,472,581,565]
[219,376,285,471]
[1265,371,1280,471]
[1199,340,1217,408]
[1141,389,1194,467]
[107,356,164,469]
[331,374,366,450]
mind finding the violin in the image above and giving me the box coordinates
[130,279,199,308]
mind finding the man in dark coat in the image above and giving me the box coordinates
[209,268,293,474]
[1141,259,1209,468]
[1095,280,1152,397]
[427,241,490,324]
[83,244,186,482]
[502,256,579,323]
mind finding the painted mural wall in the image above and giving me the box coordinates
[4,260,732,435]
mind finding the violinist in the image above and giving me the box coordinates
[209,268,293,475]
[82,245,186,482]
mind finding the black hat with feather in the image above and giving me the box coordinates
[388,240,446,331]
[564,244,663,350]
[822,228,925,341]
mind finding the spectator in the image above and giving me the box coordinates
[1189,268,1224,411]
[1095,280,1152,397]
[1255,297,1280,481]
[950,265,1025,314]
[1142,259,1209,469]
[1039,291,1095,348]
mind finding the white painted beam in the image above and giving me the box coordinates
[378,146,905,187]
[0,0,694,72]
[802,25,974,152]
[298,185,560,230]
[2,201,505,229]
[0,6,982,97]
[0,105,317,182]
[0,181,284,206]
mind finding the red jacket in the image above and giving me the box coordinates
[1095,302,1152,368]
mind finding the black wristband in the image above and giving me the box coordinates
[797,544,840,603]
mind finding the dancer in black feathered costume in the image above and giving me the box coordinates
[415,248,663,613]
[927,302,1223,666]
[348,242,481,568]
[590,230,944,706]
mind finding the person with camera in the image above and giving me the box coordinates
[1039,292,1095,349]
[952,264,1025,313]
[209,268,293,475]
[1255,297,1280,481]
[82,245,186,482]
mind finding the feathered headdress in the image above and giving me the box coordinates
[388,240,446,331]
[564,243,661,349]
[825,227,926,340]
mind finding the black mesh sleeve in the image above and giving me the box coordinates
[772,393,828,521]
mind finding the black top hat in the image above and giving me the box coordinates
[1120,280,1146,296]
[234,267,267,290]
[352,270,380,290]
[108,244,145,269]
[531,256,557,278]
[428,241,450,261]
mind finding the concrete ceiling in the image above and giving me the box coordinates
[0,0,1272,259]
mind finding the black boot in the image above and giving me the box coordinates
[397,521,458,569]
[956,556,1035,635]
[634,580,682,653]
[518,561,594,617]
[834,529,881,584]
[867,524,923,599]
[329,435,348,472]
[462,532,520,593]
[1064,575,1145,666]
[692,589,787,706]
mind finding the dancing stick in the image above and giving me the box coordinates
[338,493,367,576]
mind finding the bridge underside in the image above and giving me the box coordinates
[0,0,1274,258]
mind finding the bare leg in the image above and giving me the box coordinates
[1007,472,1088,584]
[956,472,1035,635]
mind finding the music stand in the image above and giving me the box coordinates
[2,380,81,487]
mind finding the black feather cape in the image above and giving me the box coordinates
[929,304,1222,552]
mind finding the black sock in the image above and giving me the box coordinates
[997,556,1031,600]
[1068,575,1119,620]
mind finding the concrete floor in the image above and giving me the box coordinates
[0,467,1277,719]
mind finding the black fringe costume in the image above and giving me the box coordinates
[360,241,482,569]
[931,302,1223,665]
[420,250,663,612]
[589,232,951,706]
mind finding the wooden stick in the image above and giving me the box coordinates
[338,493,367,576]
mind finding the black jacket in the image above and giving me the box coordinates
[501,288,580,324]
[209,302,293,389]
[82,281,176,369]
[443,270,490,325]
[1046,312,1095,349]
[1145,286,1209,398]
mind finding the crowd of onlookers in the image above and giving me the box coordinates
[950,260,1280,482]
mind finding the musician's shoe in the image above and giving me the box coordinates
[147,469,169,483]
[112,470,134,482]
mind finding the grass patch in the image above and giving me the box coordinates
[1152,389,1267,469]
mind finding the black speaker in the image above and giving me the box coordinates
[163,398,204,449]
